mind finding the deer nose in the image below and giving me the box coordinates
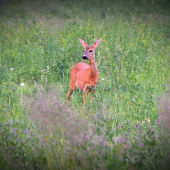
[82,56,88,60]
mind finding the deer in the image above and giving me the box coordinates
[67,38,101,104]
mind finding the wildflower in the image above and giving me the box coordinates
[117,125,121,129]
[26,132,30,135]
[126,145,131,150]
[20,83,25,86]
[122,137,125,142]
[101,78,105,81]
[85,135,90,139]
[46,138,48,140]
[9,121,12,125]
[142,121,145,125]
[155,120,160,124]
[138,126,141,133]
[150,130,154,134]
[117,139,121,144]
[121,150,125,154]
[80,137,84,142]
[159,115,165,120]
[135,124,138,127]
[103,142,106,146]
[12,89,14,91]
[139,143,144,148]
[147,118,150,124]
[66,122,69,126]
[5,85,7,87]
[10,68,14,71]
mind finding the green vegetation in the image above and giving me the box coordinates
[0,0,170,169]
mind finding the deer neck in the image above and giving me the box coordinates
[88,58,97,78]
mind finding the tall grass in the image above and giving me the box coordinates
[25,85,111,169]
[0,0,170,169]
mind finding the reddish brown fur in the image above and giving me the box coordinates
[67,38,101,103]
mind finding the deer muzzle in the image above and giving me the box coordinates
[82,55,88,60]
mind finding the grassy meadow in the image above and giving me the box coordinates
[0,0,170,169]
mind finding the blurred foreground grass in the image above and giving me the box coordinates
[0,0,170,169]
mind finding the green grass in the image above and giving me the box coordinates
[0,0,170,169]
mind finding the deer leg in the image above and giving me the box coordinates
[83,86,92,104]
[67,83,76,103]
[83,87,90,104]
[85,91,90,103]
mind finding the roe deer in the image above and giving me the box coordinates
[67,38,101,103]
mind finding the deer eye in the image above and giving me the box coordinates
[89,50,92,52]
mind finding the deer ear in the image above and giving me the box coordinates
[92,38,102,48]
[79,39,89,48]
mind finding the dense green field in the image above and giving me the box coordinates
[0,0,170,169]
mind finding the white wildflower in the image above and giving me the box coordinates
[10,68,14,71]
[142,121,145,125]
[20,83,25,86]
[147,118,150,124]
